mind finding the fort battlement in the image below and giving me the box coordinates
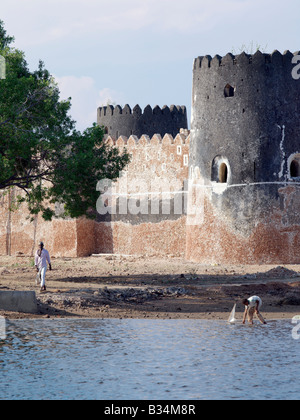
[98,104,187,117]
[97,104,188,139]
[193,50,299,69]
[105,131,190,148]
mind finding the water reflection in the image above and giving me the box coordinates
[0,319,299,400]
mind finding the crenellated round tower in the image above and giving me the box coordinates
[97,104,188,139]
[187,50,300,264]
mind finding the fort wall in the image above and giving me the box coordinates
[0,189,96,258]
[0,132,190,258]
[95,131,190,256]
[97,104,188,139]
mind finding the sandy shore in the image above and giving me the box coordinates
[1,254,300,321]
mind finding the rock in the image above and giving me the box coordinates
[94,286,189,304]
[243,274,257,280]
[282,293,300,306]
[264,266,300,279]
[0,267,10,275]
[165,287,187,296]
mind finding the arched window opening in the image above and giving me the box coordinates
[104,127,109,134]
[211,156,230,185]
[290,159,300,178]
[219,163,228,183]
[224,84,235,98]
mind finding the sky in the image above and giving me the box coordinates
[1,0,300,131]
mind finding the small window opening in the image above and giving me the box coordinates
[224,84,235,98]
[290,159,300,178]
[219,163,228,183]
[104,127,109,134]
[212,156,230,185]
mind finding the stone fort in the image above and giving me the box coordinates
[1,50,300,264]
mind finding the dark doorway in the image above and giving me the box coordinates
[219,163,228,183]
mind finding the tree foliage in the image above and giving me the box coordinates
[0,20,130,220]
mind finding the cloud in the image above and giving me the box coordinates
[2,0,254,47]
[2,0,151,46]
[55,75,124,131]
[96,88,125,107]
[2,0,298,132]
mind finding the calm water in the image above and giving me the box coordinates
[0,318,299,400]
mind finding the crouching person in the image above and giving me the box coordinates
[242,296,267,325]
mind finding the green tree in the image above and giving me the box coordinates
[0,20,130,220]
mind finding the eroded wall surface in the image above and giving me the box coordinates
[95,132,190,256]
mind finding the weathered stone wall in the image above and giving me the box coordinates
[187,51,300,264]
[95,132,190,256]
[0,188,96,257]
